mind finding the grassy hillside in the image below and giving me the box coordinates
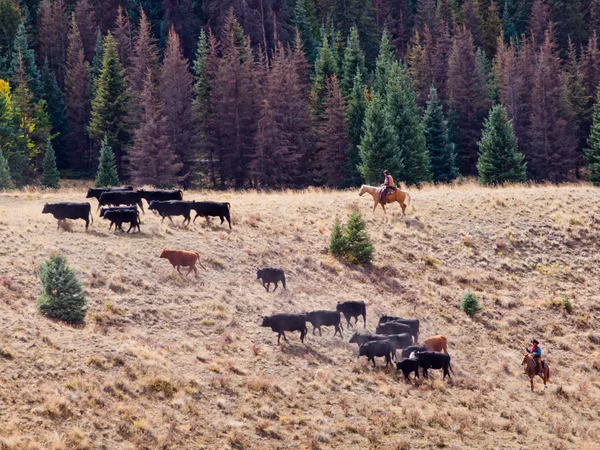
[1,184,600,449]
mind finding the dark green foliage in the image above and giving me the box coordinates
[10,23,41,98]
[585,87,600,185]
[385,62,432,186]
[372,29,395,96]
[329,211,374,265]
[0,0,22,63]
[41,140,59,188]
[343,69,366,187]
[38,254,87,324]
[358,93,400,185]
[94,137,119,187]
[328,215,347,257]
[461,290,482,317]
[310,33,337,119]
[340,26,367,98]
[40,61,68,170]
[0,147,13,189]
[90,29,103,95]
[423,86,459,182]
[477,104,526,185]
[88,33,130,177]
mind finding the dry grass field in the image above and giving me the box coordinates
[1,182,600,449]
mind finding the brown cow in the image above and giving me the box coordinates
[421,335,449,354]
[159,249,207,277]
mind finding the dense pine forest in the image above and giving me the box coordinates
[1,0,600,189]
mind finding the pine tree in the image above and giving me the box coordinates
[477,104,526,185]
[385,62,432,185]
[548,0,585,56]
[113,6,132,69]
[432,21,451,106]
[585,88,600,185]
[159,27,194,186]
[481,0,502,57]
[329,215,347,257]
[0,147,13,189]
[38,254,87,324]
[344,69,366,187]
[129,71,183,187]
[0,79,27,187]
[65,14,91,174]
[88,32,130,177]
[0,0,22,63]
[340,26,367,98]
[448,26,488,175]
[94,136,119,187]
[10,23,42,98]
[41,139,59,188]
[358,93,400,185]
[566,38,592,159]
[310,33,337,119]
[343,210,373,265]
[316,75,348,187]
[40,60,68,170]
[423,86,459,182]
[90,30,104,95]
[372,29,395,96]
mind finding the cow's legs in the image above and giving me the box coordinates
[371,357,376,367]
[263,282,269,292]
[318,327,322,337]
[362,314,366,328]
[281,331,288,342]
[345,314,352,328]
[176,265,183,275]
[277,332,282,344]
[168,216,175,225]
[273,282,278,292]
[220,216,224,225]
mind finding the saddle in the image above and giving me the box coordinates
[378,186,397,203]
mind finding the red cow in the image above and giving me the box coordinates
[422,335,449,354]
[159,249,206,277]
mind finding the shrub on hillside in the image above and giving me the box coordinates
[38,254,87,324]
[329,211,373,265]
[461,290,482,317]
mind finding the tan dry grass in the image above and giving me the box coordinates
[1,183,600,449]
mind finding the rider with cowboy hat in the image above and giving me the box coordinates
[380,170,396,203]
[527,339,543,374]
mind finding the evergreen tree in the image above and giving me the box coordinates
[432,21,451,106]
[65,14,91,174]
[74,0,97,62]
[88,32,130,177]
[372,29,395,96]
[329,215,347,257]
[10,23,42,98]
[316,75,348,187]
[90,29,103,93]
[40,60,68,171]
[585,87,600,185]
[340,26,367,98]
[38,254,87,324]
[481,0,502,57]
[548,0,585,56]
[94,136,119,187]
[358,93,400,185]
[566,39,592,159]
[41,139,59,188]
[423,86,459,182]
[0,79,27,187]
[0,0,22,64]
[385,62,432,185]
[530,0,550,46]
[406,28,434,107]
[343,210,373,265]
[37,0,68,86]
[113,6,132,69]
[0,147,13,189]
[159,27,194,186]
[310,33,337,119]
[129,71,183,187]
[344,69,366,187]
[477,104,526,185]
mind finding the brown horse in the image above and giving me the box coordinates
[358,185,412,216]
[522,353,550,391]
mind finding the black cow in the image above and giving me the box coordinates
[148,200,192,226]
[261,313,307,344]
[336,301,366,328]
[256,268,286,292]
[305,310,343,337]
[414,352,453,379]
[349,332,387,347]
[86,186,133,200]
[102,209,140,233]
[396,358,420,380]
[349,332,410,360]
[98,191,144,213]
[378,315,420,343]
[375,321,412,337]
[358,341,393,367]
[100,206,139,231]
[401,345,427,359]
[139,189,183,204]
[42,203,93,230]
[190,201,232,229]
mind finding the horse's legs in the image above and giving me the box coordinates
[373,202,378,213]
[530,377,534,391]
[381,204,387,214]
[401,202,407,217]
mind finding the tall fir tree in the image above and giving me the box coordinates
[566,38,592,161]
[94,137,119,187]
[0,147,12,189]
[372,29,395,96]
[10,23,42,98]
[585,86,600,185]
[344,69,366,187]
[65,15,91,174]
[448,26,488,175]
[530,0,550,46]
[160,27,194,186]
[385,62,432,185]
[310,33,337,119]
[41,139,59,188]
[129,70,182,187]
[339,26,367,98]
[88,32,130,177]
[40,60,68,171]
[316,75,348,187]
[0,79,27,187]
[477,104,526,185]
[358,93,401,185]
[432,20,451,106]
[113,5,132,70]
[423,86,459,182]
[406,27,434,107]
[481,0,502,57]
[0,0,22,65]
[548,0,585,56]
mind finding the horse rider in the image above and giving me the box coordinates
[380,170,396,203]
[526,339,543,374]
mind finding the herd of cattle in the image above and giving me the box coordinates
[41,186,232,232]
[261,300,453,381]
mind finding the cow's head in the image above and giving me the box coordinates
[148,201,157,211]
[41,203,51,214]
[256,269,263,279]
[159,248,168,258]
[335,302,342,312]
[348,333,360,344]
[85,188,94,198]
[260,316,270,327]
[99,208,108,217]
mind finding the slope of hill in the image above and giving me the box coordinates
[1,184,600,449]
